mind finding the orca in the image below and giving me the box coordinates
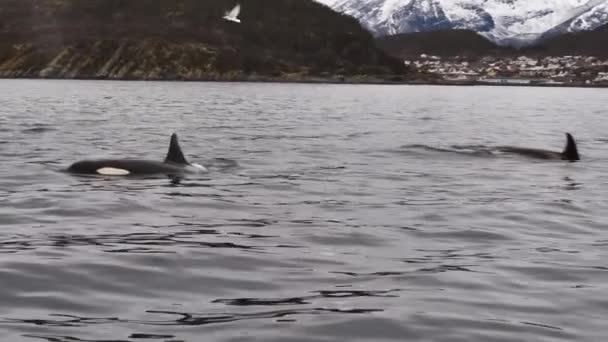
[497,133,579,161]
[67,133,207,177]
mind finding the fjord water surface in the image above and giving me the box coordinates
[0,80,607,342]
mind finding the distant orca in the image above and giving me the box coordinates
[497,133,580,161]
[67,133,207,177]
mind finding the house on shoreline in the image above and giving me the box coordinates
[408,54,608,86]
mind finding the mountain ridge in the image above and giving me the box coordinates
[326,0,608,46]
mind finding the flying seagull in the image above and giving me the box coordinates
[223,4,241,23]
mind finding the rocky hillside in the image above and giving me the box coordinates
[0,0,409,81]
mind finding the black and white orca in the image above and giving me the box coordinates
[67,133,207,176]
[497,133,580,161]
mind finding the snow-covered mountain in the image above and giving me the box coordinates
[320,0,608,46]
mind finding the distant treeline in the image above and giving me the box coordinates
[376,24,608,59]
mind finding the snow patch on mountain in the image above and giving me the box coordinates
[325,0,608,46]
[568,1,608,30]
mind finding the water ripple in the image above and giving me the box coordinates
[0,81,607,341]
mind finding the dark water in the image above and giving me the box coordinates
[1,80,607,342]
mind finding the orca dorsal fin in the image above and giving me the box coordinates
[562,133,580,161]
[165,133,189,165]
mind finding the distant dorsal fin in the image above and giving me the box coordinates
[165,133,189,165]
[562,133,580,161]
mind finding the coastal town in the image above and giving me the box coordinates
[406,55,608,86]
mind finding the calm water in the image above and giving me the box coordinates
[1,80,607,342]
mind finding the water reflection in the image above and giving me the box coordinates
[0,227,292,254]
[11,305,383,337]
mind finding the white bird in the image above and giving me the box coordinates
[223,4,241,23]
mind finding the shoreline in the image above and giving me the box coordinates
[407,79,608,88]
[1,75,607,88]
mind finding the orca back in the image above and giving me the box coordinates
[562,133,579,161]
[68,159,185,175]
[165,133,189,165]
